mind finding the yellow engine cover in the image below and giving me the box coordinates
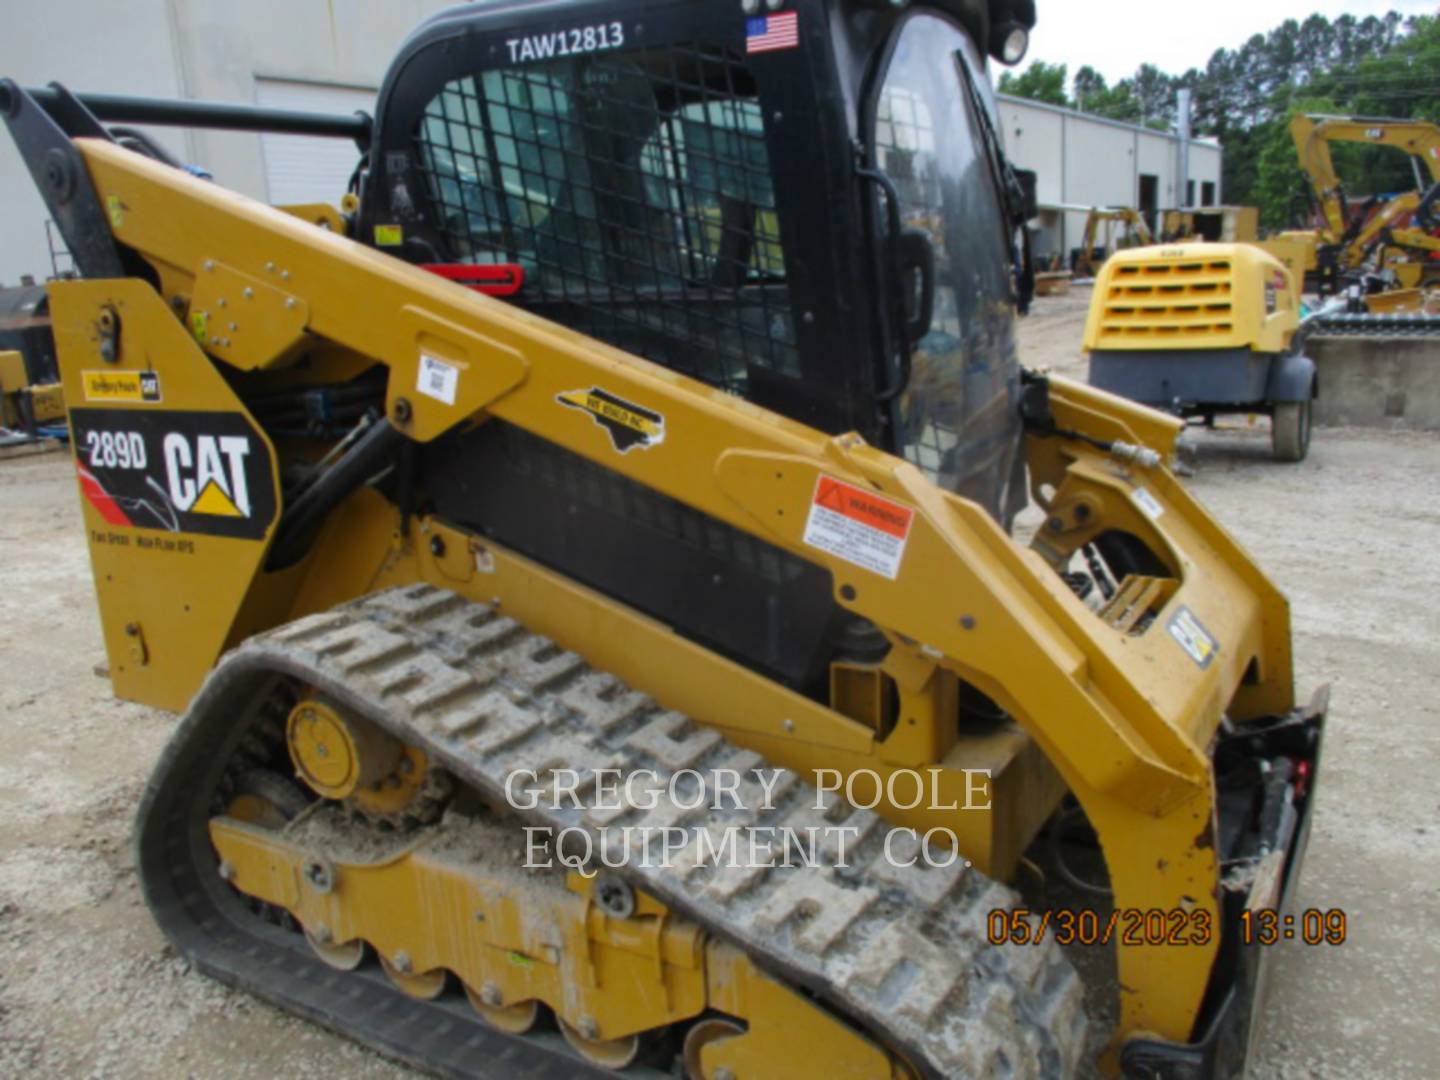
[1083,243,1299,355]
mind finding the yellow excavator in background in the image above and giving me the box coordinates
[2,1,1329,1077]
[1290,113,1440,302]
[1073,206,1152,277]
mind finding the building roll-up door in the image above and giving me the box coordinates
[254,79,374,207]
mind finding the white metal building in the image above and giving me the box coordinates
[0,0,456,285]
[998,94,1224,265]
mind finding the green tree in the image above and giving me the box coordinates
[1069,65,1140,123]
[1253,102,1334,230]
[998,61,1069,107]
[1072,65,1108,110]
[1130,65,1177,127]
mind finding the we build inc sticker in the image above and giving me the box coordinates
[803,476,915,581]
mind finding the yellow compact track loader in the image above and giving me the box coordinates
[2,2,1325,1077]
[0,283,65,439]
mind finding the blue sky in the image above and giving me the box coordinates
[1017,1,1438,84]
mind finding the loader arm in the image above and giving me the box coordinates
[7,77,1324,1077]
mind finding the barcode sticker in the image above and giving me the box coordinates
[417,354,460,406]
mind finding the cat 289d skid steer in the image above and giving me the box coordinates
[2,1,1325,1077]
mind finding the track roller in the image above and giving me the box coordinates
[683,1018,746,1080]
[304,927,367,972]
[559,1019,642,1071]
[379,953,447,1000]
[465,984,541,1034]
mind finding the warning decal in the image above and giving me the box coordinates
[1168,605,1219,670]
[803,475,915,581]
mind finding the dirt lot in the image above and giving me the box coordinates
[1,287,1436,1077]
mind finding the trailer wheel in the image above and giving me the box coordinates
[1272,400,1312,462]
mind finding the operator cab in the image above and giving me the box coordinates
[361,0,1037,525]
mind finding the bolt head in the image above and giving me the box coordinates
[393,950,412,974]
[480,982,502,1006]
[578,1017,599,1040]
[217,860,235,881]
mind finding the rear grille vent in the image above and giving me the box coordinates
[1099,260,1235,338]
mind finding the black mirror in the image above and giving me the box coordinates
[898,227,936,344]
[1014,168,1039,222]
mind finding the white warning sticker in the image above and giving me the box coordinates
[1168,606,1218,669]
[802,475,915,581]
[1133,486,1165,521]
[417,354,460,406]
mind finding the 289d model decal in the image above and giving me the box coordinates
[69,408,277,540]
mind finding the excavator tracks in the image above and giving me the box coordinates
[137,584,1088,1079]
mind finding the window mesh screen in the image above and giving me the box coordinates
[415,44,799,393]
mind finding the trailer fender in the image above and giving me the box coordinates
[1266,352,1316,403]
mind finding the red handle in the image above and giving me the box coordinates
[421,263,526,298]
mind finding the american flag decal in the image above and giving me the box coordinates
[746,12,799,54]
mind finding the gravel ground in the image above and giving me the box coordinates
[0,286,1435,1076]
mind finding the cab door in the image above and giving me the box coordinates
[867,10,1025,524]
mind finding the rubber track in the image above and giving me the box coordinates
[138,584,1088,1079]
[1308,312,1440,338]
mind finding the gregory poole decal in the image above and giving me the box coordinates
[82,369,162,404]
[68,408,277,540]
[803,475,915,581]
[557,387,666,453]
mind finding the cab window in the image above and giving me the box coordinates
[414,45,799,392]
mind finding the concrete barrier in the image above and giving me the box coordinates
[1311,337,1440,430]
